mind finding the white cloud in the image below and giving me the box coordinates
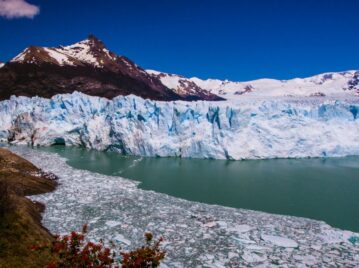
[0,0,40,19]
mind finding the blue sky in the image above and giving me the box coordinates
[1,0,358,81]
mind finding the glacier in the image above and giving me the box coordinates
[1,92,359,160]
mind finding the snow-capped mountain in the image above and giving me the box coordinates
[0,35,222,102]
[147,69,359,99]
[147,70,226,101]
[1,35,358,102]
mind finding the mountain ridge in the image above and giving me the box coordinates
[0,35,223,102]
[1,35,358,101]
[146,69,359,99]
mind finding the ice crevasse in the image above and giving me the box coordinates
[0,92,359,160]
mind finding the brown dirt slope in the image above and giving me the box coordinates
[0,148,57,268]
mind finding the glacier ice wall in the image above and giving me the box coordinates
[1,92,359,160]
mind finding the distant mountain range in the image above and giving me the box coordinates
[147,70,359,99]
[0,35,358,101]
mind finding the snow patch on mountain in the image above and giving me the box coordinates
[11,48,28,63]
[1,92,359,160]
[43,48,75,66]
[9,37,114,68]
[55,39,101,67]
[146,70,225,100]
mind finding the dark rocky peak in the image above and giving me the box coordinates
[348,71,359,90]
[42,36,117,68]
[11,46,57,64]
[322,73,333,81]
[87,34,106,50]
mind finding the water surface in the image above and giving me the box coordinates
[37,145,359,232]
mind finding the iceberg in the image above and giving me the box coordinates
[1,92,359,160]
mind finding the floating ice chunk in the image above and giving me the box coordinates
[105,220,121,227]
[320,227,354,244]
[311,244,322,251]
[261,234,298,248]
[293,255,318,266]
[216,221,228,228]
[242,251,267,263]
[212,261,227,268]
[203,221,217,228]
[228,252,238,259]
[204,254,214,260]
[245,245,268,252]
[232,236,256,244]
[114,234,131,245]
[229,224,254,233]
[89,217,100,224]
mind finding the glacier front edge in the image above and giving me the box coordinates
[1,92,359,160]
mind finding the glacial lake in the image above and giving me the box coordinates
[31,145,359,232]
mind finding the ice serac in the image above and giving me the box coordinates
[1,92,359,160]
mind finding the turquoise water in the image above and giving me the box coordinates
[35,145,359,232]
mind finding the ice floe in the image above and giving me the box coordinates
[10,146,359,267]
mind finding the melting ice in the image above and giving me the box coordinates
[10,146,359,267]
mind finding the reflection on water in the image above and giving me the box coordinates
[36,145,359,232]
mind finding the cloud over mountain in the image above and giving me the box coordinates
[0,0,39,19]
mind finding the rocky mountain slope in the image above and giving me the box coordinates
[0,35,222,101]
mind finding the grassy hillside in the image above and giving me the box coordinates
[0,148,58,268]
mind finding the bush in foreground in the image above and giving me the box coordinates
[32,224,165,268]
[121,232,165,268]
